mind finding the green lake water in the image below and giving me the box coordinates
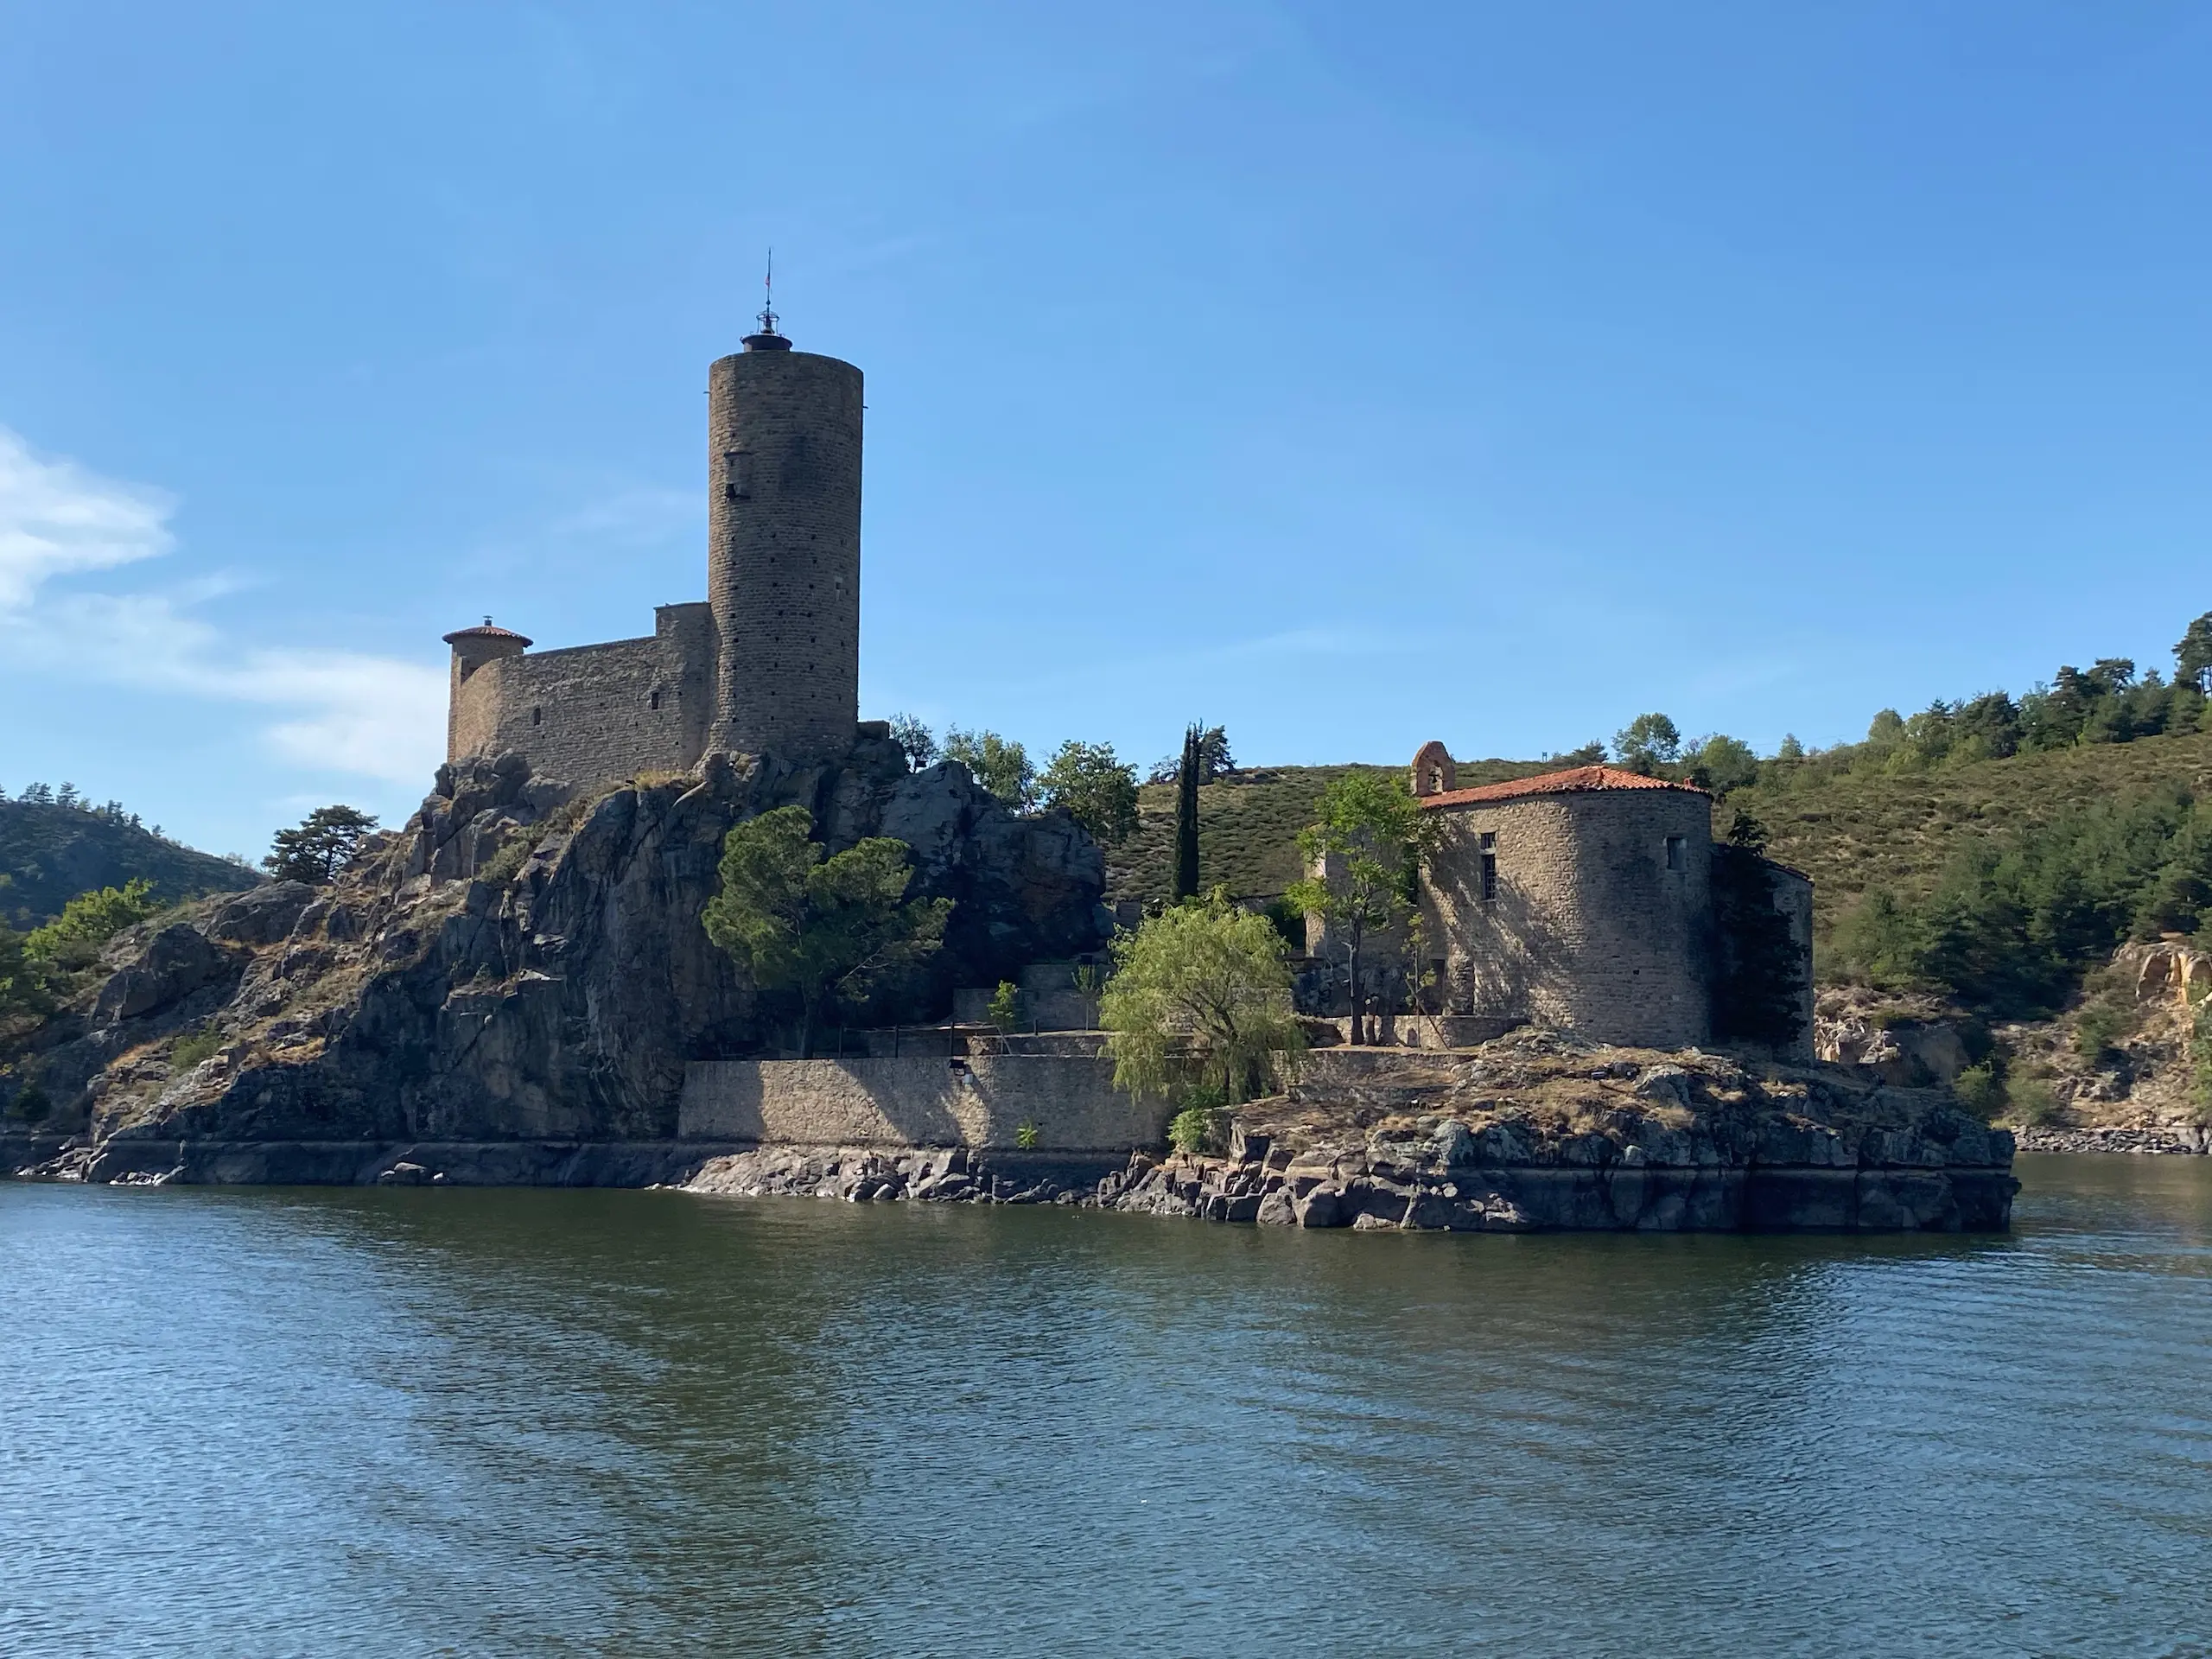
[4,1154,2209,1656]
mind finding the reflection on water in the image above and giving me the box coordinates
[4,1154,2209,1656]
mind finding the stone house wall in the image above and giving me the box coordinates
[1420,788,1714,1048]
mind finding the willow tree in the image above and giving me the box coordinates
[703,805,951,1056]
[1099,893,1302,1109]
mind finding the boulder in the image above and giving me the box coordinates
[94,924,234,1023]
[206,881,318,945]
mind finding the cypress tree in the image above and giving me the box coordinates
[1172,723,1202,903]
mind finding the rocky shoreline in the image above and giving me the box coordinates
[2013,1125,2209,1156]
[683,1038,2020,1232]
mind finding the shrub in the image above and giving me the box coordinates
[170,1026,224,1070]
[474,834,536,887]
[2005,1076,2065,1128]
[1014,1119,1040,1151]
[1953,1062,2005,1121]
[2072,997,2135,1061]
[987,980,1022,1032]
[1167,1106,1216,1156]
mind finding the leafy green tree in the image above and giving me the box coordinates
[1682,734,1760,795]
[1612,713,1681,776]
[944,728,1036,811]
[2177,611,2212,694]
[1099,893,1303,1108]
[1172,725,1202,902]
[1285,771,1436,1046]
[25,879,163,969]
[1194,724,1234,781]
[887,713,938,771]
[0,921,54,1030]
[1039,741,1140,844]
[702,805,952,1056]
[986,979,1023,1032]
[265,805,378,884]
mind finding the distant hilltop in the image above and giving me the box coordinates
[0,792,257,929]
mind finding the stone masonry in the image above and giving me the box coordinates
[1307,752,1817,1057]
[443,315,863,788]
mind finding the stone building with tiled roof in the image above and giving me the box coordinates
[1329,744,1813,1056]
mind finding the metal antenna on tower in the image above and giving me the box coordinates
[759,248,779,337]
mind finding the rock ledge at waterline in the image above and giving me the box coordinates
[685,1034,2017,1232]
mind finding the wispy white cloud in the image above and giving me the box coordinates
[0,428,175,607]
[0,427,445,785]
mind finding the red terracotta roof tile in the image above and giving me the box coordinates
[1416,765,1706,810]
[442,621,534,647]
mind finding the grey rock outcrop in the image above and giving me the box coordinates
[18,744,1112,1164]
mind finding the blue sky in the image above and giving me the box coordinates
[3,1,2209,859]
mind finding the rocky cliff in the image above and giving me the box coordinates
[3,741,1109,1179]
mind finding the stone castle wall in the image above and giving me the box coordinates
[447,603,715,784]
[707,347,863,761]
[1421,789,1714,1048]
[678,1056,1165,1152]
[445,336,865,788]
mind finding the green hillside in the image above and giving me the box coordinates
[0,800,259,928]
[1100,728,2212,1013]
[1735,727,2212,945]
[1106,757,1560,906]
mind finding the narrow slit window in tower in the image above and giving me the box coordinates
[531,707,542,727]
[1479,831,1497,902]
[649,689,662,711]
[1666,834,1685,872]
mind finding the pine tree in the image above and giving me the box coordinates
[1172,724,1201,903]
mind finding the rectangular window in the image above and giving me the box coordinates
[1666,834,1685,872]
[1478,832,1497,902]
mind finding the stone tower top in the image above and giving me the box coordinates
[742,254,791,352]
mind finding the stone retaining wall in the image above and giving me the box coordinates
[678,1055,1166,1152]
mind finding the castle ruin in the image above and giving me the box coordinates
[443,311,866,786]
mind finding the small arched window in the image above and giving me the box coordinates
[531,707,542,727]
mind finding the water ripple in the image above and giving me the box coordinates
[3,1154,2210,1656]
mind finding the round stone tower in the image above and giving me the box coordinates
[706,315,863,762]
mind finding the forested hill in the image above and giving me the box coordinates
[0,799,258,928]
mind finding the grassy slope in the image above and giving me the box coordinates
[1105,757,1561,905]
[0,801,259,928]
[1101,729,2212,957]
